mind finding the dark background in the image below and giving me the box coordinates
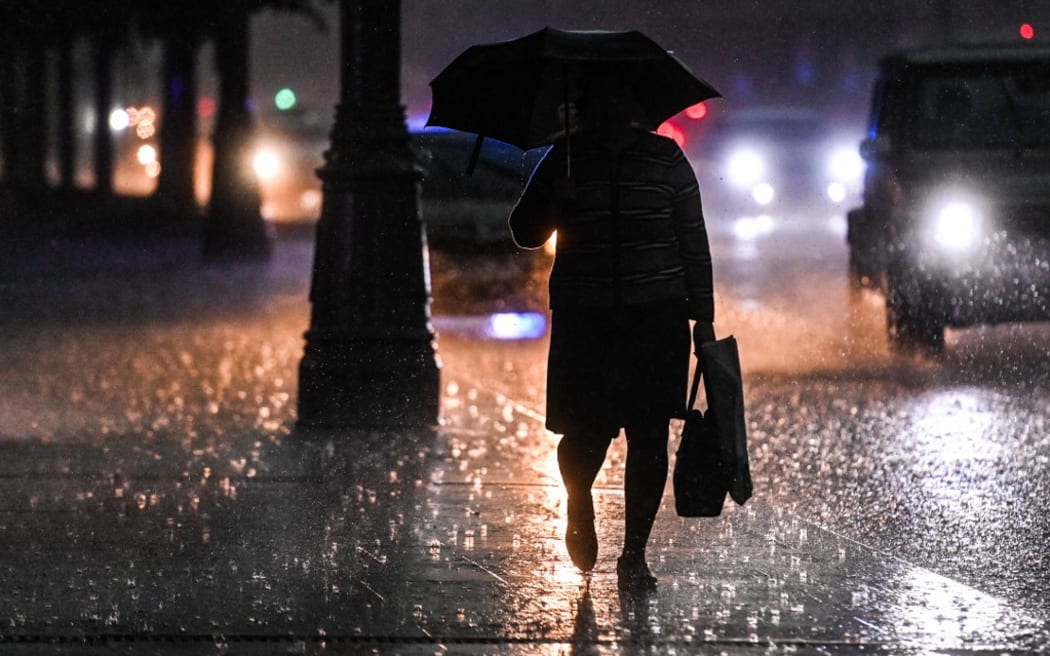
[260,1,1048,128]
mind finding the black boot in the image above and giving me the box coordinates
[616,553,657,592]
[566,494,598,572]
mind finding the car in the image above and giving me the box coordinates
[847,44,1050,350]
[412,131,544,250]
[253,106,329,221]
[251,109,543,249]
[694,106,864,232]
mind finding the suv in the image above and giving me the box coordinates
[848,45,1050,349]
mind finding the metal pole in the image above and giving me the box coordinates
[297,0,440,429]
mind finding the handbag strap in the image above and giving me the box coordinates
[686,353,703,411]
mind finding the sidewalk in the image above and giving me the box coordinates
[0,229,1047,653]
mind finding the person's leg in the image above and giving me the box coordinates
[559,433,614,572]
[619,420,670,588]
[558,434,610,497]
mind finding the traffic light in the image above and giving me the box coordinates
[1020,23,1035,40]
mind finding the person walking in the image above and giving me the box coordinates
[509,79,716,591]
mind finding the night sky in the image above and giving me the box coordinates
[250,1,1049,132]
[248,1,866,128]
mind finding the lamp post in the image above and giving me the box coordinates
[297,0,440,429]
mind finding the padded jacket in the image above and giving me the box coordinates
[509,128,714,322]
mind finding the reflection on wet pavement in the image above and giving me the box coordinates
[0,231,1048,652]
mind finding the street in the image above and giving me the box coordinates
[704,207,1050,618]
[1,204,1049,651]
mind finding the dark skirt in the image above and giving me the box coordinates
[545,300,691,438]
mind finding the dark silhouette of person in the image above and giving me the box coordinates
[509,76,715,591]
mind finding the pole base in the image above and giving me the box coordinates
[297,334,441,430]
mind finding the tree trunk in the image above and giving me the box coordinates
[56,35,77,190]
[92,35,115,196]
[16,41,48,192]
[155,30,200,216]
[203,7,270,260]
[0,43,17,189]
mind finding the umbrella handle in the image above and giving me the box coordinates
[466,134,484,176]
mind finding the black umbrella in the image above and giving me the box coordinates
[427,27,720,173]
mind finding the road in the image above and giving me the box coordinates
[433,202,1050,618]
[707,207,1050,618]
[1,207,1048,649]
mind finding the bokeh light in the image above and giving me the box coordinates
[826,181,847,203]
[108,109,130,132]
[274,88,297,111]
[684,101,708,120]
[197,97,216,118]
[656,121,685,147]
[752,182,775,205]
[485,313,547,340]
[136,144,157,166]
[253,150,281,181]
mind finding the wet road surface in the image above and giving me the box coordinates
[0,216,1048,653]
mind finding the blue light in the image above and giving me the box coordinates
[408,113,435,132]
[485,312,547,340]
[431,312,548,340]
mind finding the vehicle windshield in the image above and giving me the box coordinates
[911,63,1050,149]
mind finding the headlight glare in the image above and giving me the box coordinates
[827,146,864,182]
[932,201,980,251]
[826,182,847,203]
[253,149,281,181]
[727,149,765,188]
[751,183,775,205]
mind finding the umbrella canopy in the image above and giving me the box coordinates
[427,27,720,151]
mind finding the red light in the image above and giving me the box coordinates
[197,97,216,118]
[1020,23,1035,40]
[656,121,686,148]
[684,101,708,120]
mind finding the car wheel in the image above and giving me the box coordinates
[846,208,879,290]
[885,271,944,352]
[848,252,874,290]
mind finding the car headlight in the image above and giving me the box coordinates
[826,182,847,203]
[931,199,981,251]
[253,149,281,181]
[726,149,765,188]
[826,146,864,183]
[733,214,775,241]
[751,183,775,205]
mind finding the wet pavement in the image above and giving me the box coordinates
[1,221,1049,653]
